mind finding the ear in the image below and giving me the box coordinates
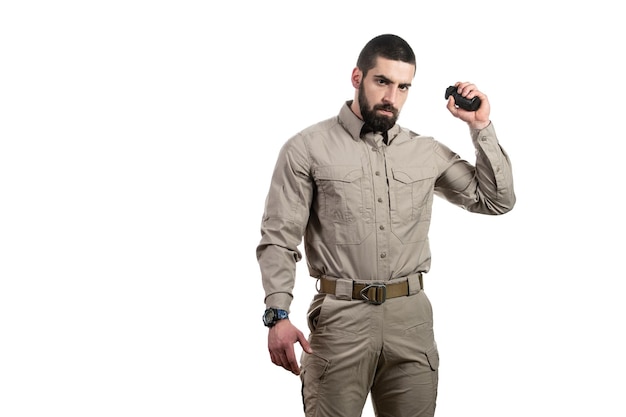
[351,67,362,89]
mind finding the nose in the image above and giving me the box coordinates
[383,86,397,105]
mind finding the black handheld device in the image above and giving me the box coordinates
[445,86,481,111]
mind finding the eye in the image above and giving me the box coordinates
[399,84,410,92]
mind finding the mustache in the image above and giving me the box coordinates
[373,103,398,115]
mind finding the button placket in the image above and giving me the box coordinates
[370,142,390,278]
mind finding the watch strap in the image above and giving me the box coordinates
[263,308,289,327]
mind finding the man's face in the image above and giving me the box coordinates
[356,57,415,132]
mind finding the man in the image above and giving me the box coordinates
[256,34,515,417]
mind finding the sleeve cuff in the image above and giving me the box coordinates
[264,292,293,312]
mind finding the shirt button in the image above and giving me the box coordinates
[380,252,386,258]
[379,225,385,230]
[371,147,377,152]
[375,171,381,176]
[377,197,383,203]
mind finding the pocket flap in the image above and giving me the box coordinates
[392,166,436,184]
[315,165,363,182]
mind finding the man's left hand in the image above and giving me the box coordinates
[447,81,491,130]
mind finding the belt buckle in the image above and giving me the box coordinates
[360,283,387,305]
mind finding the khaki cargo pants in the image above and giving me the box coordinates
[300,278,439,417]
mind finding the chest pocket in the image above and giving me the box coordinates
[314,165,373,244]
[390,166,436,243]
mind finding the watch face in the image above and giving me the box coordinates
[263,308,288,327]
[263,308,276,326]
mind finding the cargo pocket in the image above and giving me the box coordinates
[390,166,436,243]
[314,165,373,244]
[425,345,439,371]
[301,352,330,416]
[426,345,440,393]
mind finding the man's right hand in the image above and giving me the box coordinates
[267,319,312,375]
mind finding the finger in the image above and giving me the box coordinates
[298,331,313,354]
[271,349,295,374]
[283,346,301,375]
[455,81,469,94]
[269,350,281,368]
[271,342,300,375]
[446,96,458,115]
[459,83,476,98]
[466,87,483,100]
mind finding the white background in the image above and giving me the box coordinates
[1,1,624,416]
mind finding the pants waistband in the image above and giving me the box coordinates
[318,273,423,304]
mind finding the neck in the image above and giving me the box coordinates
[350,98,363,120]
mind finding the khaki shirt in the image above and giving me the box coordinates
[257,102,515,311]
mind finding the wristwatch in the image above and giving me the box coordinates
[262,308,289,327]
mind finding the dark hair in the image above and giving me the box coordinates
[356,34,416,77]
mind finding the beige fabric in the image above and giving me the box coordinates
[257,101,515,311]
[301,291,438,417]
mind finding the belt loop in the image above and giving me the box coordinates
[408,273,423,295]
[335,278,353,301]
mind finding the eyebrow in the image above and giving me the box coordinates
[373,74,412,88]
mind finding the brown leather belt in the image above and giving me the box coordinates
[318,274,422,305]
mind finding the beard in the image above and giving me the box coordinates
[358,87,399,133]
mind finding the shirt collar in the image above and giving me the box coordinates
[338,101,365,141]
[338,101,401,145]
